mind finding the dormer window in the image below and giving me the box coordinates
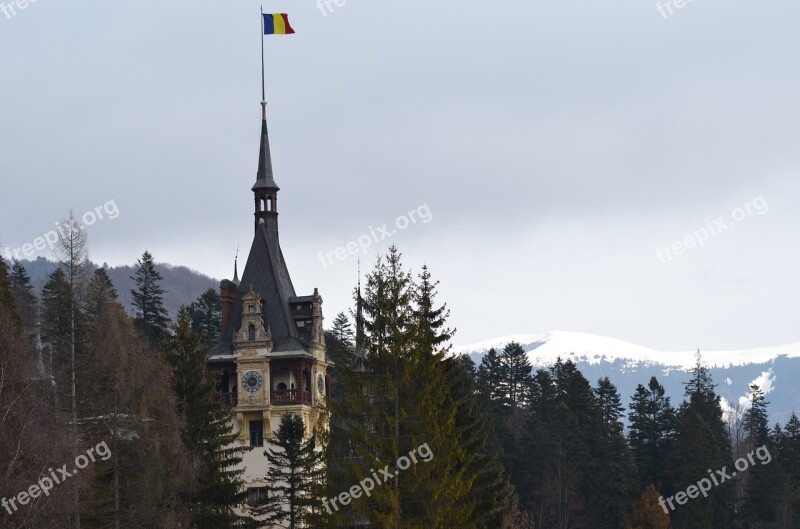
[248,324,256,341]
[249,304,255,314]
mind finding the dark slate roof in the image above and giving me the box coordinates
[251,116,280,191]
[211,217,302,357]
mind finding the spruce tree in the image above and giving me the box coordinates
[498,341,533,409]
[665,353,733,529]
[628,376,677,492]
[519,359,602,527]
[185,288,222,346]
[442,354,508,528]
[592,377,637,529]
[166,308,246,528]
[475,347,504,404]
[740,385,778,526]
[41,267,80,407]
[329,247,478,528]
[778,413,800,526]
[131,250,171,345]
[254,413,324,529]
[9,259,37,330]
[84,267,118,321]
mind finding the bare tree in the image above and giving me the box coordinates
[53,211,88,529]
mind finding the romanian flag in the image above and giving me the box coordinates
[263,13,295,35]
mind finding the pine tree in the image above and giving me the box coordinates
[131,250,171,346]
[591,377,637,529]
[777,413,800,526]
[740,384,778,526]
[9,259,37,330]
[329,247,479,528]
[41,267,83,410]
[519,359,602,527]
[443,354,508,528]
[185,288,222,346]
[84,267,118,321]
[628,376,677,492]
[325,311,354,366]
[166,308,246,528]
[665,353,733,529]
[475,347,504,403]
[498,342,533,408]
[254,413,324,529]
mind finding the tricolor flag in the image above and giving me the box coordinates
[263,13,295,35]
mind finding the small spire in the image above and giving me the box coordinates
[232,246,240,285]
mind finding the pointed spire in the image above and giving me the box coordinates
[232,246,240,285]
[252,102,280,191]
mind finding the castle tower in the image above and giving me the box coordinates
[208,102,330,511]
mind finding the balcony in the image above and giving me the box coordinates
[217,393,238,408]
[271,389,312,405]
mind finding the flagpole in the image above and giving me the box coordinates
[260,6,266,119]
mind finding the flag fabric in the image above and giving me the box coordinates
[263,13,295,35]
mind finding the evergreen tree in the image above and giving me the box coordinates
[9,258,37,330]
[665,353,733,529]
[253,413,324,529]
[628,376,677,492]
[166,308,246,528]
[740,385,778,526]
[591,377,637,529]
[84,267,118,321]
[185,288,222,346]
[777,413,800,527]
[41,267,83,409]
[325,311,355,366]
[498,341,533,408]
[475,347,504,403]
[329,247,478,528]
[519,359,603,528]
[442,354,508,528]
[131,250,171,345]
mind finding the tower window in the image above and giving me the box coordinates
[249,420,264,447]
[249,304,254,314]
[248,324,256,341]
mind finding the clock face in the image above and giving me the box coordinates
[317,373,325,396]
[243,371,263,394]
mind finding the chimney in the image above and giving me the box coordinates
[220,279,237,337]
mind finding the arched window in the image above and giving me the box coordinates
[248,324,256,341]
[277,382,287,391]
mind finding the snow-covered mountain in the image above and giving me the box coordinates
[454,331,800,425]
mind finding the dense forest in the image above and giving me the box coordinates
[1,226,798,528]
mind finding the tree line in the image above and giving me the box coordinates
[0,214,243,529]
[2,226,798,528]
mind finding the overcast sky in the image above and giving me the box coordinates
[1,0,798,350]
